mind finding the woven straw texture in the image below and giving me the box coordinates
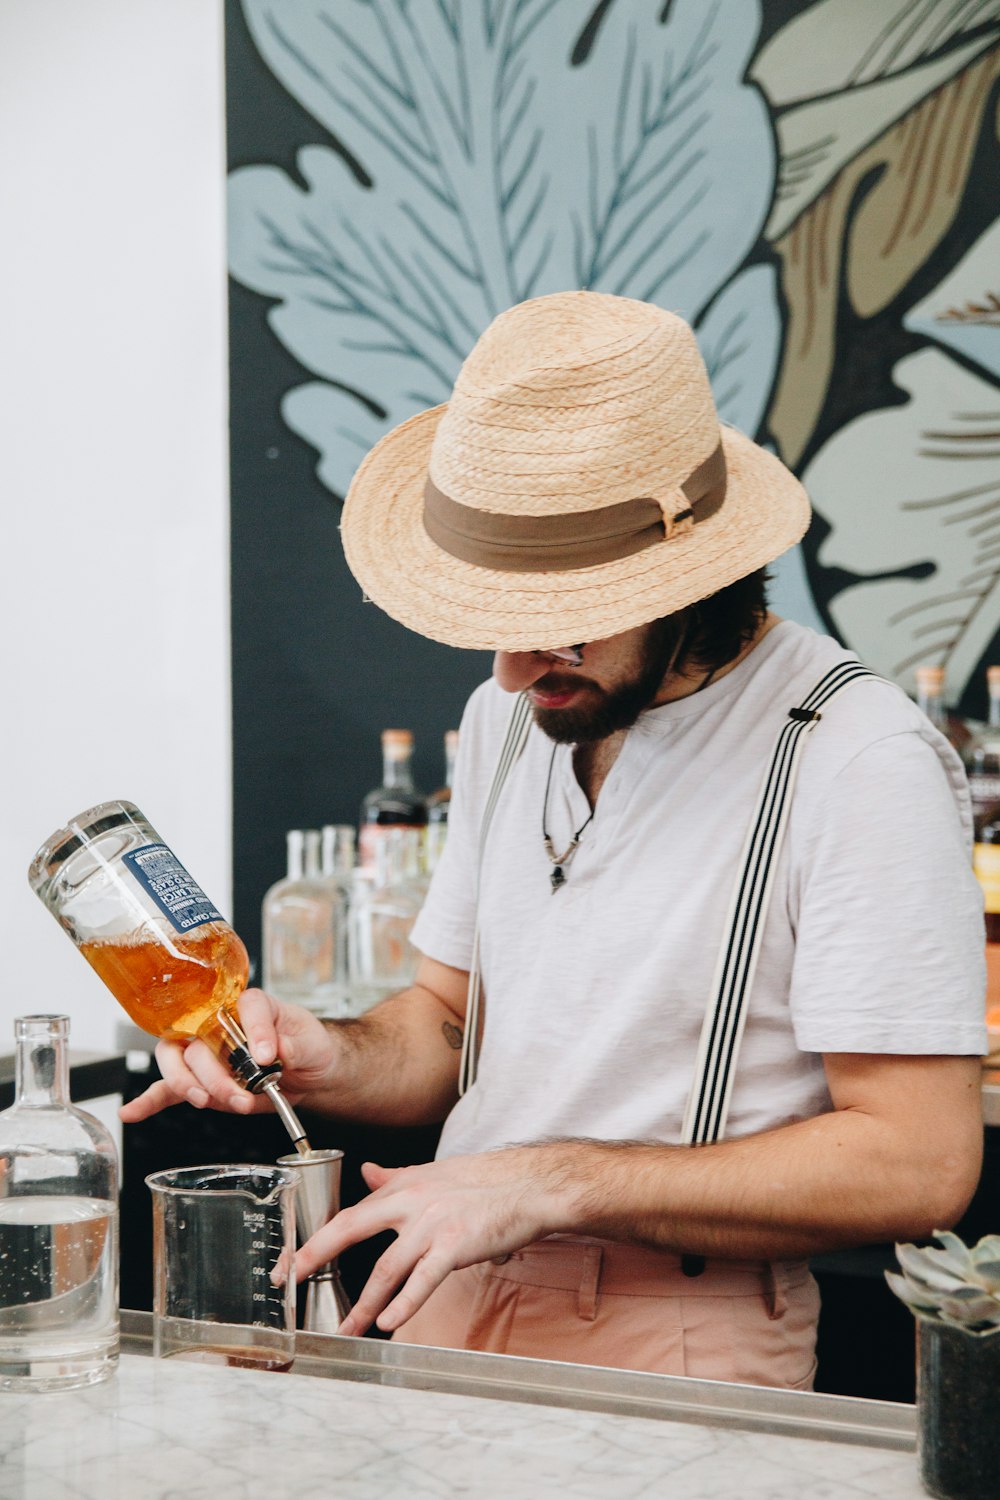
[341,292,809,650]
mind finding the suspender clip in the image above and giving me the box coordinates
[788,706,821,723]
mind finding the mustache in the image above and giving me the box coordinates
[533,672,596,694]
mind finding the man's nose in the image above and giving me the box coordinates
[493,651,559,693]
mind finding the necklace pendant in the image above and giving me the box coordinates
[550,866,566,893]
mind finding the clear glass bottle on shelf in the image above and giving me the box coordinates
[425,730,459,875]
[359,730,427,873]
[0,1015,119,1391]
[914,665,967,755]
[321,824,356,902]
[262,829,348,1017]
[966,666,1000,823]
[348,828,425,1015]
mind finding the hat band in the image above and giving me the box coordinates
[422,441,727,572]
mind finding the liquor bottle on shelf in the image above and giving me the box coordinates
[965,666,1000,823]
[425,730,459,875]
[914,665,968,755]
[262,829,348,1017]
[973,802,1000,1028]
[348,827,425,1015]
[321,824,356,901]
[359,729,427,872]
[0,1014,119,1392]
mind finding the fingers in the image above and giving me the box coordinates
[119,1077,189,1122]
[154,1036,255,1113]
[237,988,281,1067]
[340,1242,452,1338]
[360,1161,397,1190]
[118,1037,263,1123]
[294,1199,385,1280]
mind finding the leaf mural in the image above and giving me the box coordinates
[809,348,1000,697]
[905,215,1000,385]
[696,264,782,438]
[230,0,781,499]
[752,0,1000,106]
[747,0,1000,468]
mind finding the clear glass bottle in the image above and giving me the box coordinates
[359,730,427,872]
[914,664,968,755]
[262,829,348,1017]
[321,824,356,901]
[425,730,459,875]
[0,1015,119,1391]
[347,828,425,1014]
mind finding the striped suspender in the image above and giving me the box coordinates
[458,692,532,1095]
[459,662,877,1113]
[680,661,876,1146]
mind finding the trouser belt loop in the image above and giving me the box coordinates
[577,1245,602,1321]
[765,1262,787,1320]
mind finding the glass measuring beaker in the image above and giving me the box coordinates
[27,800,309,1149]
[146,1165,297,1370]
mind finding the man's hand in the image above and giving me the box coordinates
[119,956,471,1129]
[297,1148,566,1336]
[119,988,338,1121]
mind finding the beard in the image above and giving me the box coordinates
[531,614,689,744]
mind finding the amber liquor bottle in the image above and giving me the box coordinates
[359,729,427,872]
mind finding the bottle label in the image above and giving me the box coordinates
[122,844,223,933]
[974,844,1000,915]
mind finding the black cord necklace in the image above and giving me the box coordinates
[540,663,718,893]
[541,745,594,892]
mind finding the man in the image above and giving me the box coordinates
[124,292,986,1387]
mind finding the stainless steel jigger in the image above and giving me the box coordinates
[277,1149,352,1334]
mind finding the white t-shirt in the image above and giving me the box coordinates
[411,622,987,1158]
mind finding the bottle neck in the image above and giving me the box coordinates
[303,830,321,879]
[15,1015,71,1107]
[989,691,1000,731]
[444,741,457,790]
[322,825,355,878]
[382,750,414,790]
[916,686,945,727]
[286,830,305,881]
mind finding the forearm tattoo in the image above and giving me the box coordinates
[441,1021,464,1051]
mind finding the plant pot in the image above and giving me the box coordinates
[917,1317,1000,1499]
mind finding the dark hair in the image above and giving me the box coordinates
[667,566,771,679]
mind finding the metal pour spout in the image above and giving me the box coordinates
[214,1006,312,1154]
[277,1148,352,1334]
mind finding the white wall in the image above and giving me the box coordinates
[0,1,230,1055]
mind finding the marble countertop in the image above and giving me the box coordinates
[0,1321,927,1500]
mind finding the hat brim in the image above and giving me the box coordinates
[341,406,811,651]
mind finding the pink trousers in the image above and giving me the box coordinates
[393,1236,820,1389]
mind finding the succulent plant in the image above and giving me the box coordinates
[886,1230,1000,1335]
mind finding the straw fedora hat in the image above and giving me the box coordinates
[341,291,809,651]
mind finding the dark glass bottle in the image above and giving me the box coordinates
[359,729,427,872]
